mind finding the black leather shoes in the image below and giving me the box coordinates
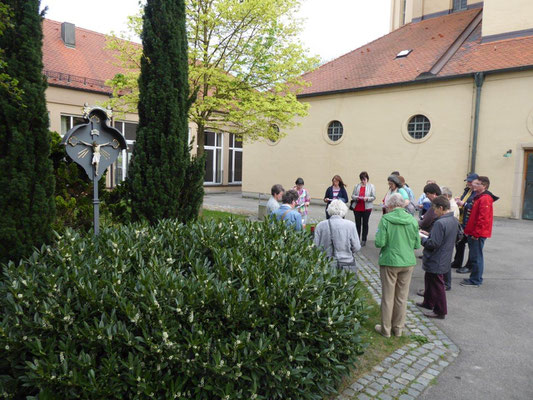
[416,302,432,310]
[423,311,445,319]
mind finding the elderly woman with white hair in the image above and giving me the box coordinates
[374,193,420,338]
[313,199,361,272]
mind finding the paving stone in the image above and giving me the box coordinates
[390,382,403,390]
[410,382,426,392]
[396,377,409,385]
[369,382,383,392]
[408,387,421,397]
[399,394,415,400]
[388,367,401,376]
[378,394,393,400]
[401,372,416,381]
[426,368,440,376]
[416,376,431,386]
[356,394,371,400]
[382,373,394,381]
[342,387,356,397]
[438,360,450,367]
[364,388,378,397]
[377,377,389,385]
[350,382,364,392]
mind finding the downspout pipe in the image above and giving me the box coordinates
[470,72,485,173]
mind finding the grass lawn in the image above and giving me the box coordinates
[200,209,249,220]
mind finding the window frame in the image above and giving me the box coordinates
[228,133,243,184]
[401,113,434,144]
[204,131,224,185]
[323,120,345,145]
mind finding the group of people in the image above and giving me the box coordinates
[265,171,498,338]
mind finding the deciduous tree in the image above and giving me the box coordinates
[105,0,317,156]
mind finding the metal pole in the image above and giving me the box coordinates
[93,178,100,236]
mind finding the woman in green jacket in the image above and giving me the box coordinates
[374,193,420,338]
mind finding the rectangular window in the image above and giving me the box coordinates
[111,120,138,188]
[60,114,85,136]
[228,133,242,184]
[453,0,467,11]
[204,131,223,184]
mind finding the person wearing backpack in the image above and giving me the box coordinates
[272,189,303,231]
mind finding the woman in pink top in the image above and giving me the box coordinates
[293,177,311,227]
[351,171,376,246]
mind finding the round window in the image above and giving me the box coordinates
[327,121,343,141]
[407,115,431,139]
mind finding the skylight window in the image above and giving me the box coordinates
[396,49,412,58]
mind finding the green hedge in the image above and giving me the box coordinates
[0,219,367,399]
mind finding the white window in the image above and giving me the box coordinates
[204,131,223,184]
[228,133,242,184]
[60,114,85,136]
[112,121,137,186]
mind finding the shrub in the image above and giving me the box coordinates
[0,218,367,399]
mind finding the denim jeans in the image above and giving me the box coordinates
[468,236,486,285]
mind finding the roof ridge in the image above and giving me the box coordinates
[43,18,137,43]
[417,8,482,79]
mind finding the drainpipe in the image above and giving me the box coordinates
[470,72,484,173]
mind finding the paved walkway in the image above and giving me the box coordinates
[202,192,533,399]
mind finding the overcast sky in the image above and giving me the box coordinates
[40,0,391,62]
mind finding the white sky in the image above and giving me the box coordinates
[40,0,391,62]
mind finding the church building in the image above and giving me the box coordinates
[242,0,533,219]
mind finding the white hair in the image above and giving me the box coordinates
[327,199,348,217]
[441,186,453,199]
[386,193,405,209]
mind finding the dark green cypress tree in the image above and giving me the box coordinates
[0,1,55,264]
[128,0,204,224]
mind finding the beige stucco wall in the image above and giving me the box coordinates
[475,70,533,218]
[391,0,482,30]
[46,86,139,134]
[244,79,475,212]
[243,71,533,218]
[482,0,533,38]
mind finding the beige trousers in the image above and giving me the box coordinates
[379,266,414,336]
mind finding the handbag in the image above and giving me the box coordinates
[349,200,357,211]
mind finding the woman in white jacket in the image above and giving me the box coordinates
[351,171,376,246]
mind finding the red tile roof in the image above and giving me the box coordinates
[299,8,533,97]
[42,19,136,94]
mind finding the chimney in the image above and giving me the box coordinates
[61,22,75,48]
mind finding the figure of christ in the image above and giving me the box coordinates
[68,137,120,176]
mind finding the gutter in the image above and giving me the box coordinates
[297,64,533,100]
[470,71,484,173]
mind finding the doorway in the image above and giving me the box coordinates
[523,150,533,220]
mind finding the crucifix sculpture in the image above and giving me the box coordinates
[61,106,127,235]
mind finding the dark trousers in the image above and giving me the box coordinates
[422,272,447,316]
[353,209,372,242]
[452,234,469,267]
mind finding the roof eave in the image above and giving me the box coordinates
[297,64,533,99]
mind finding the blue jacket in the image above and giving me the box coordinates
[272,204,303,231]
